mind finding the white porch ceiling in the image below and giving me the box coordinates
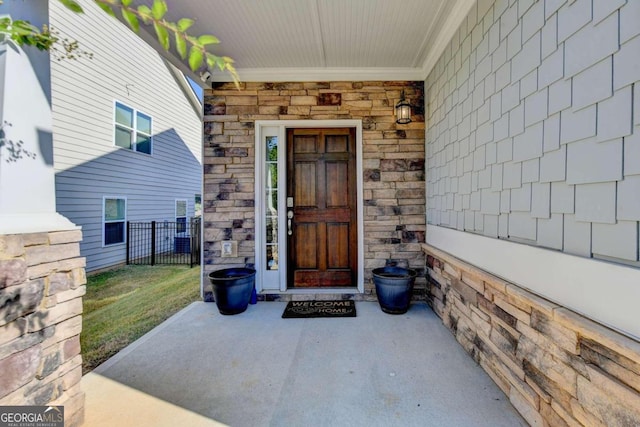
[133,0,475,82]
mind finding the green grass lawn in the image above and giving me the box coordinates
[81,265,201,374]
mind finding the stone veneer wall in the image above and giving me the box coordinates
[424,244,640,426]
[0,231,86,426]
[203,81,425,299]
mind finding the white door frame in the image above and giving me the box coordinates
[254,120,364,294]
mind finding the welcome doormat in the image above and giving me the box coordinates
[282,300,356,318]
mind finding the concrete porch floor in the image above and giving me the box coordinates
[82,301,527,427]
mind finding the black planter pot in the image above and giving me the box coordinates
[208,267,256,315]
[372,266,417,314]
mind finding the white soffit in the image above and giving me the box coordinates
[131,0,474,83]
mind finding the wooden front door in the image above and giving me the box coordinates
[287,128,357,287]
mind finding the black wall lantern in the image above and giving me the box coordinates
[395,90,412,124]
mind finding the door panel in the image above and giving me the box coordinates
[327,223,350,269]
[296,224,317,269]
[287,128,357,288]
[294,163,317,206]
[326,162,349,207]
[294,135,318,153]
[325,135,348,152]
[294,271,352,287]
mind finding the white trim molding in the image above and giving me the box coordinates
[212,67,426,83]
[0,213,79,235]
[420,0,476,78]
[254,120,364,294]
[426,225,640,340]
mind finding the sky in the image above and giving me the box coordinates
[186,76,204,102]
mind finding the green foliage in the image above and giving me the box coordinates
[150,0,167,20]
[0,0,88,59]
[94,0,239,86]
[153,21,169,49]
[177,18,193,32]
[95,2,116,17]
[58,0,84,13]
[198,34,219,45]
[121,8,139,32]
[0,0,239,86]
[175,29,187,59]
[0,16,56,51]
[188,45,203,72]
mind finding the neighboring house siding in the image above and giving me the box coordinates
[425,0,640,267]
[50,0,202,271]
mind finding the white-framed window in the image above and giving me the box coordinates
[194,194,202,217]
[176,199,187,233]
[114,101,152,154]
[264,135,279,271]
[103,196,126,246]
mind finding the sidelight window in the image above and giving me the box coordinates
[265,136,279,270]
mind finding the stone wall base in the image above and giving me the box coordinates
[0,231,86,427]
[423,243,640,427]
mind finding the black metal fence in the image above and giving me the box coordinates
[126,218,201,267]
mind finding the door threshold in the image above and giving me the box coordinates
[263,288,361,295]
[258,289,371,303]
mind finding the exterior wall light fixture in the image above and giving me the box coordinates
[395,90,412,124]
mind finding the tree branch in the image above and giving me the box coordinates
[0,0,239,86]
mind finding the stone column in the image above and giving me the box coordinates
[0,231,86,427]
[0,5,86,422]
[0,1,77,234]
